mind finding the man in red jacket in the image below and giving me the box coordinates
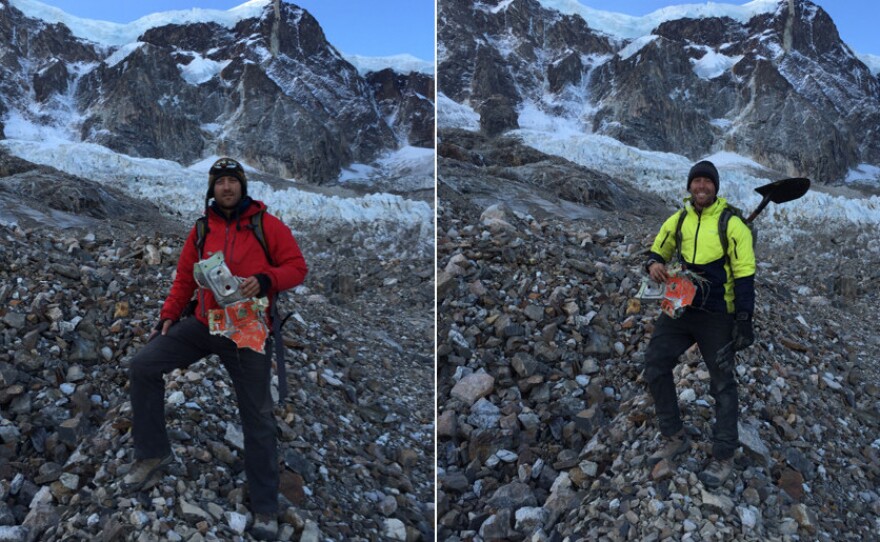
[125,157,307,540]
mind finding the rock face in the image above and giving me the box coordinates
[437,129,880,540]
[367,69,435,148]
[0,148,182,234]
[438,0,880,182]
[439,0,614,107]
[437,128,656,216]
[0,0,434,183]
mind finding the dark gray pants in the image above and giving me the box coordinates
[643,309,738,460]
[129,317,278,514]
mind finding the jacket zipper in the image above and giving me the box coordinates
[692,211,702,262]
[224,222,231,256]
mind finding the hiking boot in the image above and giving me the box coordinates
[250,513,278,541]
[647,430,691,467]
[122,453,173,491]
[699,458,734,488]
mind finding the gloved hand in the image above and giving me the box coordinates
[732,313,754,351]
[149,319,174,342]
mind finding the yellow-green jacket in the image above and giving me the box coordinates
[647,197,755,314]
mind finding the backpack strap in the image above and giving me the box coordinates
[718,207,733,271]
[673,209,687,264]
[247,210,294,402]
[194,216,209,259]
[248,210,273,265]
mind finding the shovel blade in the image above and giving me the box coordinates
[754,177,811,204]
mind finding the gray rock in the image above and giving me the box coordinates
[299,520,322,542]
[1,312,26,330]
[514,506,548,532]
[487,482,538,509]
[450,372,494,405]
[0,527,29,542]
[738,420,770,466]
[467,398,502,429]
[382,518,407,541]
[700,489,735,515]
[179,500,211,522]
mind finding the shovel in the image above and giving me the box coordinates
[745,177,811,223]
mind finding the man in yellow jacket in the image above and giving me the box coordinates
[643,160,755,488]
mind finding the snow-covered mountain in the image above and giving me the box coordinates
[0,0,434,255]
[0,0,434,184]
[439,0,880,185]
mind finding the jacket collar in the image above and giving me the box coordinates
[684,195,727,217]
[209,196,263,222]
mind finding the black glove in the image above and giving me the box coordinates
[255,274,272,298]
[180,299,197,318]
[149,318,172,342]
[732,312,754,351]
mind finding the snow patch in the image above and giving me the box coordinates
[491,0,517,14]
[857,52,880,76]
[438,93,479,131]
[339,146,434,193]
[178,55,232,85]
[9,0,270,47]
[618,35,658,61]
[344,53,434,76]
[2,109,72,143]
[105,42,144,68]
[376,145,435,174]
[0,139,432,234]
[702,150,767,170]
[339,163,378,183]
[844,164,880,185]
[518,102,585,135]
[691,48,744,79]
[535,0,780,41]
[503,113,880,238]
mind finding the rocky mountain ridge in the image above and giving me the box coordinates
[0,0,434,184]
[438,0,880,183]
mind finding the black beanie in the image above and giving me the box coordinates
[687,160,719,193]
[207,157,248,199]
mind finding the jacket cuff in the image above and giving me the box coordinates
[645,253,665,273]
[255,273,272,297]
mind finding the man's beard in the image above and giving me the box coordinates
[217,195,241,212]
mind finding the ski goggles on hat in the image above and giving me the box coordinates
[210,158,243,172]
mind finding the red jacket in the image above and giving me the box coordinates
[160,199,308,326]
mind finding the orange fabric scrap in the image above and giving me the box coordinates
[660,275,697,318]
[207,298,270,353]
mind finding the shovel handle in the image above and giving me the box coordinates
[745,194,771,224]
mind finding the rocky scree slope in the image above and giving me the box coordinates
[0,180,435,540]
[436,137,880,541]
